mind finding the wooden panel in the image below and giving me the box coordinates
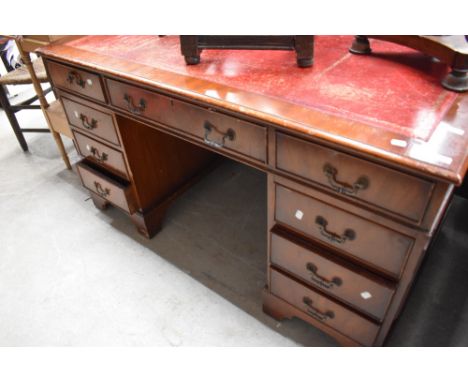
[47,61,105,102]
[116,115,216,209]
[270,232,395,320]
[275,184,414,278]
[276,133,435,223]
[62,97,119,146]
[106,78,267,163]
[74,130,129,180]
[76,161,136,214]
[270,269,380,346]
[44,99,72,138]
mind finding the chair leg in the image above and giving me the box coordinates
[0,84,28,151]
[51,130,72,170]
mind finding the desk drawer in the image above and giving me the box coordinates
[276,133,434,223]
[106,79,267,163]
[270,269,380,346]
[47,61,105,102]
[62,98,120,146]
[77,161,136,214]
[74,131,129,180]
[270,232,395,320]
[275,184,414,278]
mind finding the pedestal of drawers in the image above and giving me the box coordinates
[264,171,452,346]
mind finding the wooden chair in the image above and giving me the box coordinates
[0,36,72,169]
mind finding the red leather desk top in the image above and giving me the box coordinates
[40,35,468,184]
[69,35,456,141]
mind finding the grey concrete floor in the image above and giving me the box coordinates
[1,102,467,346]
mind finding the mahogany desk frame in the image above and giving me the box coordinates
[38,36,468,346]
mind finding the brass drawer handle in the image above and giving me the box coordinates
[306,262,342,289]
[67,70,86,88]
[79,113,97,130]
[203,121,236,149]
[302,297,335,321]
[93,181,110,198]
[86,145,108,163]
[323,163,369,195]
[123,93,146,115]
[315,215,356,244]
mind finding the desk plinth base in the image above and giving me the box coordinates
[262,288,361,347]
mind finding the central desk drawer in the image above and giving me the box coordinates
[270,232,395,320]
[62,97,120,146]
[106,79,267,163]
[74,131,129,179]
[275,184,414,278]
[77,161,136,214]
[276,133,434,223]
[270,269,380,346]
[47,61,105,102]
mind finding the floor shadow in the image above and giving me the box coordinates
[71,157,468,347]
[386,196,468,346]
[98,159,337,346]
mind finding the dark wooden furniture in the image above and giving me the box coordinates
[180,36,314,67]
[349,35,468,92]
[0,55,55,151]
[38,35,468,346]
[0,35,72,168]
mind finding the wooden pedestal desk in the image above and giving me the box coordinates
[38,36,468,346]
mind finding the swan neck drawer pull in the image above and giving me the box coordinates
[323,163,369,195]
[124,93,146,115]
[86,145,108,163]
[306,262,342,289]
[203,121,236,149]
[79,113,97,130]
[93,181,110,198]
[302,297,335,321]
[67,71,86,88]
[315,215,356,244]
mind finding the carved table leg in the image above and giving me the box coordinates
[349,35,372,55]
[442,67,468,92]
[180,36,201,65]
[90,192,109,210]
[294,36,314,68]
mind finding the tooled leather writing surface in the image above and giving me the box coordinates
[40,35,468,184]
[69,35,456,141]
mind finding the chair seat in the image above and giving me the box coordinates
[0,57,48,85]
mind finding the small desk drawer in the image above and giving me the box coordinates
[62,98,120,146]
[270,269,380,346]
[74,131,129,180]
[106,79,267,163]
[270,232,395,320]
[47,61,105,102]
[276,133,434,223]
[77,161,136,214]
[275,184,414,278]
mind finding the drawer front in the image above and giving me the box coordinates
[74,131,129,179]
[275,184,414,278]
[47,61,105,102]
[62,98,120,146]
[76,161,136,214]
[270,269,380,346]
[276,133,434,223]
[270,232,395,320]
[106,79,267,163]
